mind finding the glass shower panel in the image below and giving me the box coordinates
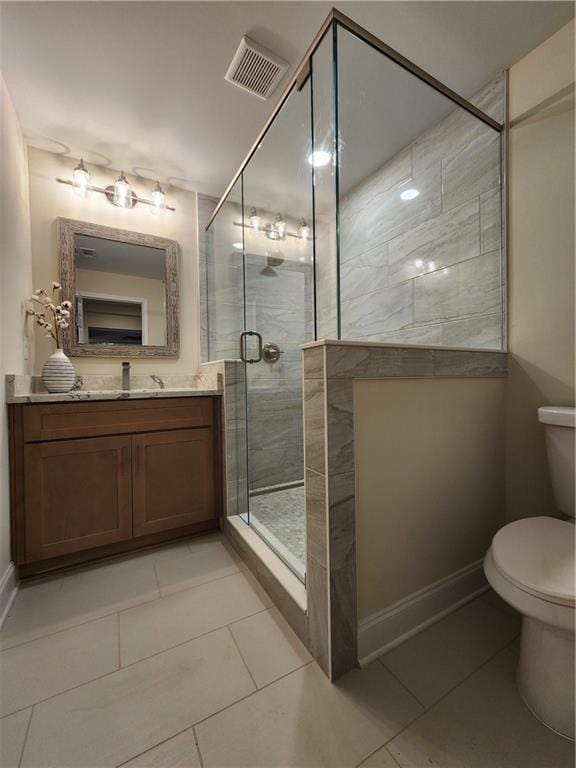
[204,179,245,360]
[205,179,249,520]
[336,24,504,349]
[240,82,314,579]
[311,30,339,339]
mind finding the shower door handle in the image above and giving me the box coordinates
[239,331,263,364]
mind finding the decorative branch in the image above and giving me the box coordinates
[27,282,72,350]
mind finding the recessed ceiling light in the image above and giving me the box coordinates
[400,188,419,201]
[233,242,243,250]
[308,150,331,168]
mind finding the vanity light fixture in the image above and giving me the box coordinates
[234,213,312,241]
[57,160,176,211]
[72,159,91,198]
[112,171,134,208]
[249,207,262,231]
[150,181,167,216]
[274,214,287,240]
[298,219,311,240]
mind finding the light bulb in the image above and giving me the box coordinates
[249,207,262,231]
[308,150,331,167]
[298,219,311,240]
[400,188,419,201]
[113,171,132,208]
[150,181,166,216]
[275,214,286,240]
[72,159,90,198]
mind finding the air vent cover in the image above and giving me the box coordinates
[225,36,288,100]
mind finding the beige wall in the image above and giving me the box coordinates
[355,378,506,620]
[76,269,166,345]
[506,20,575,522]
[0,74,34,579]
[28,148,200,375]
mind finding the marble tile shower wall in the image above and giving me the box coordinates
[338,76,505,349]
[245,260,313,489]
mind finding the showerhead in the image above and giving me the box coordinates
[260,250,284,276]
[260,265,278,277]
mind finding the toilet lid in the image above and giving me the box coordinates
[492,517,575,606]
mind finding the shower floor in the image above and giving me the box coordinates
[248,484,306,579]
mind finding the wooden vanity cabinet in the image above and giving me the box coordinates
[9,397,221,576]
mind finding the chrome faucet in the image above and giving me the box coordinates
[122,361,131,391]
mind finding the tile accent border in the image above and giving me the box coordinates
[303,340,508,680]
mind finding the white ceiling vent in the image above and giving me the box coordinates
[225,36,288,100]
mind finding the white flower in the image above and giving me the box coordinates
[58,320,69,329]
[61,300,72,310]
[52,281,61,290]
[45,332,53,338]
[60,309,70,317]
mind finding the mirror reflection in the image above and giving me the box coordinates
[73,234,167,347]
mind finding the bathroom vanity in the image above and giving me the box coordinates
[8,393,222,577]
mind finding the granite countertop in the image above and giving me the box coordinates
[5,373,222,405]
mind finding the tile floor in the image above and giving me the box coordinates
[0,533,573,768]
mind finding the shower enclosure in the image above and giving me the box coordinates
[203,10,505,582]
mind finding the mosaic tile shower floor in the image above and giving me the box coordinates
[249,485,306,576]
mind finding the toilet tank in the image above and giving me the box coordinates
[538,407,575,518]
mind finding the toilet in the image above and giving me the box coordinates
[484,406,575,740]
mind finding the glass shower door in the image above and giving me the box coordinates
[239,79,314,580]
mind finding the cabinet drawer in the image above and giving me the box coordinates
[22,397,214,442]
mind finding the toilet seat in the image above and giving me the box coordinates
[491,517,575,607]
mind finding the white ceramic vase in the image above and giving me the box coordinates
[42,348,76,393]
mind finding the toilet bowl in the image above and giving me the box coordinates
[484,406,575,740]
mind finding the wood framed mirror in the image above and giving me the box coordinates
[58,218,179,358]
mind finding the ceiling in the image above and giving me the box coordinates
[1,1,573,205]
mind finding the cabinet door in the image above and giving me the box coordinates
[24,436,132,561]
[132,429,215,537]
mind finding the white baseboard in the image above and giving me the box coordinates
[0,562,18,630]
[358,559,488,665]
